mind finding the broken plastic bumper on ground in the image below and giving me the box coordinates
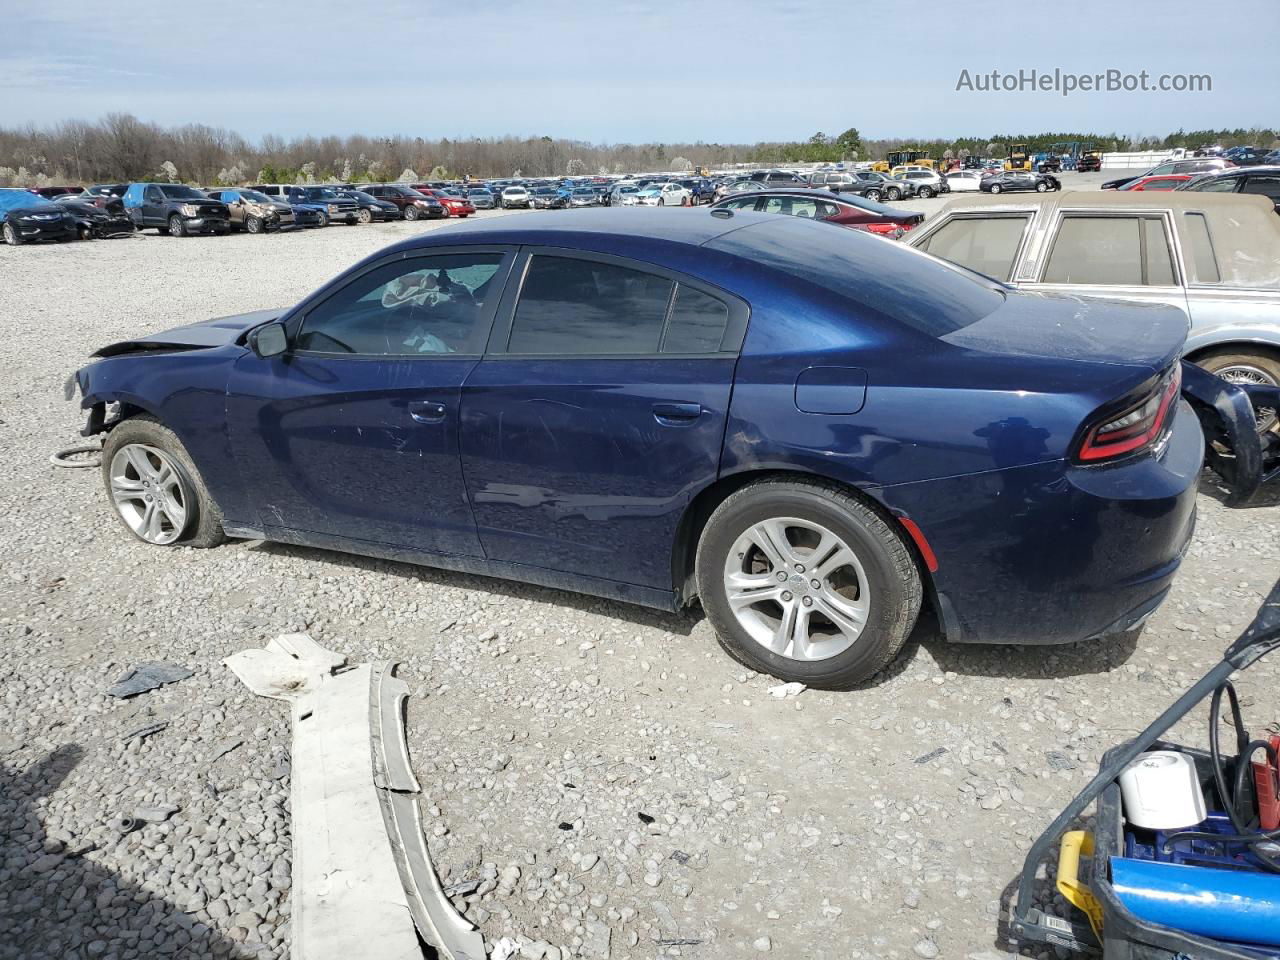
[226,634,484,960]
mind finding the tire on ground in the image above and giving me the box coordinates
[695,478,922,690]
[100,414,227,548]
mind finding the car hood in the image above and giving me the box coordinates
[91,308,283,358]
[7,204,67,217]
[942,290,1187,372]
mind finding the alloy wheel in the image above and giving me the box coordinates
[722,517,870,662]
[109,444,189,545]
[1216,364,1279,431]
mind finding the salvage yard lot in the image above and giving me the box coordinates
[1,192,1278,960]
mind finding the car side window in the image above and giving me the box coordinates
[144,186,161,202]
[507,255,674,355]
[296,254,506,356]
[1181,212,1221,284]
[1242,176,1280,204]
[724,196,760,211]
[1195,178,1240,193]
[661,285,731,353]
[1042,215,1176,286]
[918,215,1029,282]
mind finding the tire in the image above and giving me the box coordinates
[658,198,665,207]
[916,186,933,199]
[989,184,1002,194]
[886,187,901,201]
[865,189,881,202]
[316,211,329,227]
[101,415,226,549]
[246,215,263,234]
[695,479,922,689]
[358,208,373,224]
[1196,349,1280,433]
[405,205,421,221]
[78,224,92,241]
[168,215,187,238]
[2,222,19,245]
[1035,181,1048,193]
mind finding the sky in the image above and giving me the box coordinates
[1,0,1275,143]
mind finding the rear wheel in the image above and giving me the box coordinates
[886,187,901,201]
[101,416,225,548]
[916,186,933,199]
[695,479,922,689]
[1197,350,1280,432]
[168,215,187,237]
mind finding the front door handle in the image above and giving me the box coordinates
[408,400,446,423]
[652,402,702,425]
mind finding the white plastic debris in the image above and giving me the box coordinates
[767,682,807,699]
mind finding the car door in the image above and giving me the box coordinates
[1021,210,1190,314]
[459,248,748,590]
[142,184,164,226]
[225,247,517,556]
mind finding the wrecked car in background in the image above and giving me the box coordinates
[69,209,1268,690]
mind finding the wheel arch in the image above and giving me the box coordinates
[670,468,942,625]
[1185,338,1280,370]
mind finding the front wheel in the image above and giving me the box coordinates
[695,479,922,689]
[2,222,19,245]
[358,208,373,224]
[1035,181,1049,193]
[246,215,264,234]
[404,205,420,221]
[316,211,329,227]
[657,198,665,206]
[101,416,225,548]
[916,186,933,199]
[989,184,1002,194]
[865,189,881,201]
[886,187,901,201]
[168,215,188,237]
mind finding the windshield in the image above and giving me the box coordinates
[346,191,375,202]
[304,188,339,200]
[0,190,57,212]
[158,185,205,200]
[573,188,594,195]
[239,190,273,203]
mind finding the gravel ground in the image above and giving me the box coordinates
[1,195,1278,960]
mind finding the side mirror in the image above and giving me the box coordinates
[249,322,288,359]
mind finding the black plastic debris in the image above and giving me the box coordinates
[670,850,691,865]
[107,662,193,698]
[121,721,168,743]
[914,747,948,765]
[637,812,655,825]
[557,821,574,831]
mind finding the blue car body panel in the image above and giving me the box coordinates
[74,209,1211,644]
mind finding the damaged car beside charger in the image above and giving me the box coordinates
[67,209,1276,690]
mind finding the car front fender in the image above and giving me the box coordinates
[1179,359,1269,504]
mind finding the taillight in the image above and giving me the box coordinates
[861,222,906,240]
[1075,365,1181,463]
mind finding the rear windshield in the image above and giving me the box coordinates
[158,185,205,200]
[706,216,1004,337]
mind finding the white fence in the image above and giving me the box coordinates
[1099,150,1184,170]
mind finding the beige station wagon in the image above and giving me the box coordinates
[907,191,1280,424]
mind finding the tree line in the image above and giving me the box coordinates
[0,114,1275,186]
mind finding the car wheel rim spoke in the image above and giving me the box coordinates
[723,516,870,662]
[109,444,186,545]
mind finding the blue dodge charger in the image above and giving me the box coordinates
[72,209,1218,687]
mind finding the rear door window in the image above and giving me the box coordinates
[1042,215,1176,286]
[918,215,1030,282]
[661,285,731,353]
[1181,212,1221,283]
[1242,175,1280,205]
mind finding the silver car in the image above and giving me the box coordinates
[906,190,1280,427]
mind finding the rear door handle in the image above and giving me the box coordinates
[652,402,703,425]
[408,400,446,423]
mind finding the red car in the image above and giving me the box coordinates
[1120,174,1194,192]
[709,188,924,239]
[409,185,476,218]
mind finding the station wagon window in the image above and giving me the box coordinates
[917,214,1029,282]
[1181,212,1221,283]
[508,256,673,354]
[1041,215,1176,286]
[296,253,505,356]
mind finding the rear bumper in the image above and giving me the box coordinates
[876,399,1203,646]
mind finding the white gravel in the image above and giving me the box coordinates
[1,201,1278,960]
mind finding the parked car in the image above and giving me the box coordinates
[122,183,230,237]
[1119,174,1194,192]
[748,169,805,184]
[980,171,1061,194]
[636,182,692,206]
[205,188,295,233]
[292,187,360,226]
[711,188,924,239]
[568,187,599,208]
[53,195,136,239]
[411,186,475,218]
[896,170,948,199]
[1101,158,1230,191]
[855,172,915,202]
[603,182,639,206]
[71,208,1259,688]
[1176,165,1280,214]
[362,184,446,221]
[500,186,532,209]
[1076,154,1103,172]
[466,188,496,210]
[712,180,765,203]
[1224,147,1270,166]
[906,190,1280,431]
[0,188,78,245]
[30,186,84,199]
[530,187,569,209]
[85,184,129,200]
[335,189,400,223]
[287,203,326,228]
[943,171,985,193]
